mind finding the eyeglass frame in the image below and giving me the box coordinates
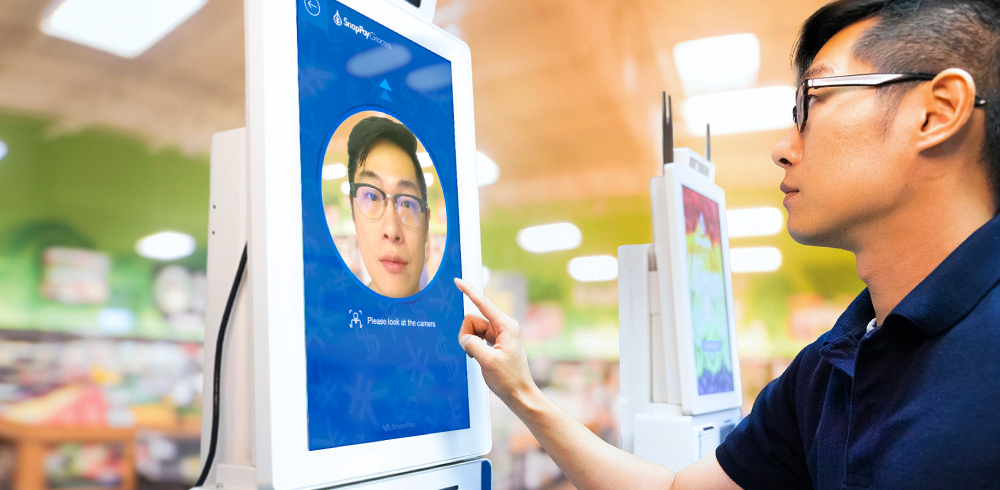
[793,72,988,132]
[349,182,429,227]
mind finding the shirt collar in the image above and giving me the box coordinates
[888,213,1000,337]
[819,214,1000,374]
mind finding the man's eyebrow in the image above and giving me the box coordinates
[395,179,419,193]
[357,169,419,194]
[357,169,382,183]
[801,63,837,81]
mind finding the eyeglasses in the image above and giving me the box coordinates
[793,72,988,132]
[350,182,428,228]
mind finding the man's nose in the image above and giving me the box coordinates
[772,128,802,169]
[381,202,404,242]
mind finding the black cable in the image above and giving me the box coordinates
[196,243,249,488]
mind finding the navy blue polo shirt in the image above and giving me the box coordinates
[716,214,1000,489]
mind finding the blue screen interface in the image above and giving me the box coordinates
[296,0,471,451]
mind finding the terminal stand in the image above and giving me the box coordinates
[618,97,742,472]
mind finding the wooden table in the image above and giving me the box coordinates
[0,418,136,490]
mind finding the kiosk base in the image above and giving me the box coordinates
[190,458,491,490]
[632,406,740,473]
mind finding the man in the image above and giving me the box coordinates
[347,116,430,298]
[454,0,1000,488]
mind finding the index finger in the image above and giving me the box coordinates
[454,277,509,324]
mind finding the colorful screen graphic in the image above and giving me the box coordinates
[297,0,470,451]
[682,186,734,395]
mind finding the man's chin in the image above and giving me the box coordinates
[787,221,850,249]
[372,280,419,298]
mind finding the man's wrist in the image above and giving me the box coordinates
[508,382,546,420]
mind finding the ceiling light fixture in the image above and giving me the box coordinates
[516,222,582,254]
[0,141,7,162]
[567,255,618,282]
[136,231,196,261]
[424,173,435,187]
[727,207,784,238]
[417,152,433,168]
[729,246,782,273]
[683,86,795,135]
[40,0,208,59]
[477,151,499,186]
[322,163,347,180]
[674,33,760,96]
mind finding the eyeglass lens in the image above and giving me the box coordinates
[354,184,424,228]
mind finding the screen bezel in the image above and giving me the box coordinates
[246,0,490,488]
[660,163,743,415]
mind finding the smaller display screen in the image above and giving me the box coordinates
[682,186,734,395]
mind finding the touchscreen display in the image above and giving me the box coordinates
[682,186,734,395]
[296,0,470,451]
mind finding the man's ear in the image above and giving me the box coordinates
[914,68,979,153]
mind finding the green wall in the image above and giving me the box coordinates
[0,113,209,340]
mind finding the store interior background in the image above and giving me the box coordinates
[0,0,864,488]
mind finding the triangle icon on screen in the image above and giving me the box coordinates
[380,79,392,91]
[380,91,393,102]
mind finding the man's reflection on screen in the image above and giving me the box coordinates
[347,117,429,298]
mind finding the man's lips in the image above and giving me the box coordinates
[780,182,799,205]
[379,255,409,273]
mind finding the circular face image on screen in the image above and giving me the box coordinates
[321,110,448,299]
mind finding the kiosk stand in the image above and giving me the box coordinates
[194,0,491,487]
[618,97,742,472]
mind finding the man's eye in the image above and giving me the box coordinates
[365,192,378,201]
[401,200,413,209]
[807,94,819,107]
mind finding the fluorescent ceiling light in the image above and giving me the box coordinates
[730,246,782,273]
[727,207,784,238]
[477,151,499,186]
[424,173,435,186]
[136,231,196,261]
[683,86,795,135]
[0,141,7,162]
[322,163,347,180]
[417,152,433,168]
[341,181,351,195]
[674,33,760,96]
[41,0,208,59]
[98,307,135,333]
[567,255,618,282]
[517,222,582,254]
[482,266,491,287]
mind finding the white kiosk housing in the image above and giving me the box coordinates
[618,98,742,472]
[198,0,491,488]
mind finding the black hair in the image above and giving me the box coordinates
[346,116,427,201]
[793,0,1000,211]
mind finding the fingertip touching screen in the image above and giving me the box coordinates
[296,0,470,451]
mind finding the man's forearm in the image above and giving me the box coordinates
[508,385,677,490]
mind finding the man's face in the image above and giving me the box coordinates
[772,19,919,250]
[352,140,428,298]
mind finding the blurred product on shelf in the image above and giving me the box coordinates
[0,337,204,488]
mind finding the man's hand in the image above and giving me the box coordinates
[454,278,538,408]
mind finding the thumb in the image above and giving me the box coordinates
[460,334,493,361]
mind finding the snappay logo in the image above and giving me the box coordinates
[340,15,391,49]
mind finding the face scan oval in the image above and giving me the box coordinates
[320,111,448,299]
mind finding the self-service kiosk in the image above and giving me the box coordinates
[618,97,743,472]
[195,0,491,488]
